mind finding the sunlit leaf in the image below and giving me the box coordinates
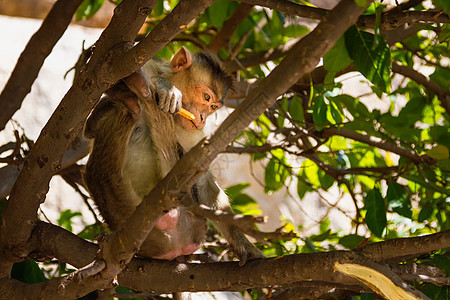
[58,209,82,232]
[225,183,251,198]
[324,36,352,72]
[208,0,234,28]
[264,150,290,193]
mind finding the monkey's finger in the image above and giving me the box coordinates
[158,93,170,112]
[175,98,182,113]
[167,93,176,113]
[238,251,248,267]
[169,94,178,114]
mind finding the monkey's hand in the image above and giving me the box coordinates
[151,77,182,114]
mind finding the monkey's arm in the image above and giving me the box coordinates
[125,60,182,115]
[197,172,265,265]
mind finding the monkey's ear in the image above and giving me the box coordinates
[170,46,192,72]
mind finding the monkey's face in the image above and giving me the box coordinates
[174,83,222,130]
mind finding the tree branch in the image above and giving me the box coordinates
[240,0,450,30]
[15,222,448,297]
[0,0,158,277]
[392,62,450,116]
[319,127,436,165]
[0,0,83,131]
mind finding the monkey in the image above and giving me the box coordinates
[83,47,264,264]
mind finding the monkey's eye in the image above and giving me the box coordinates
[204,93,211,101]
[211,104,218,111]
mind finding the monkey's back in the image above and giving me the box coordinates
[84,94,179,228]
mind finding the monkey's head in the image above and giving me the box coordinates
[169,47,234,130]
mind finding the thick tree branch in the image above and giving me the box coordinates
[29,221,97,269]
[358,10,450,30]
[0,0,158,277]
[240,0,450,30]
[0,133,91,199]
[207,3,254,53]
[1,251,432,298]
[240,0,327,20]
[357,230,450,263]
[15,222,448,297]
[0,0,83,131]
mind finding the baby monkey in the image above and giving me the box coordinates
[84,47,263,263]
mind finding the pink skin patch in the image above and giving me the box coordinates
[154,243,202,260]
[153,208,203,260]
[155,208,179,230]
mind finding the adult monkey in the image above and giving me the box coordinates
[84,47,263,265]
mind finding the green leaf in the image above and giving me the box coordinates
[433,254,450,276]
[264,155,290,193]
[361,293,375,300]
[11,260,46,284]
[425,145,449,160]
[364,188,386,237]
[331,94,371,119]
[324,36,352,72]
[339,234,366,249]
[289,96,304,122]
[297,176,312,199]
[355,0,369,7]
[208,1,234,29]
[77,224,104,241]
[312,95,328,129]
[225,183,251,199]
[58,209,82,232]
[75,0,104,21]
[153,0,164,16]
[418,204,434,222]
[433,0,450,13]
[421,283,448,300]
[328,99,343,124]
[232,194,261,215]
[386,181,412,219]
[345,26,391,92]
[309,230,331,242]
[318,170,334,191]
[284,25,309,38]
